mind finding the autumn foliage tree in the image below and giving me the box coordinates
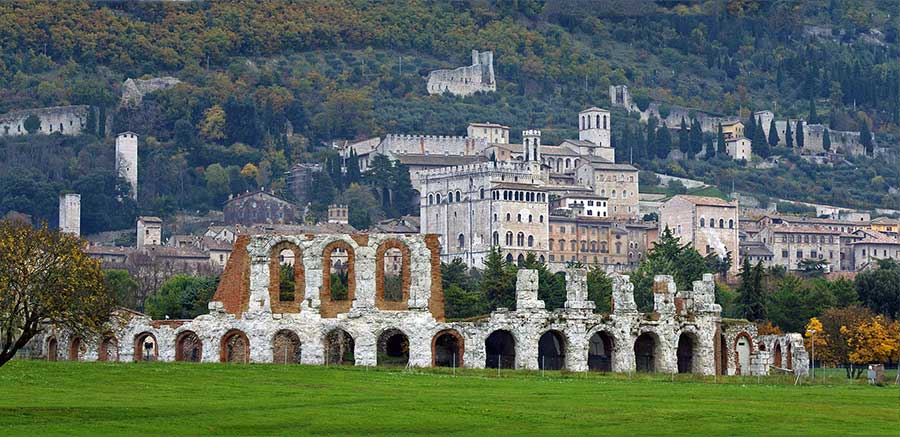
[841,315,900,371]
[0,220,115,366]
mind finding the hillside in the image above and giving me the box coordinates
[1,0,899,231]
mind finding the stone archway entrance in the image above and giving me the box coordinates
[432,330,463,368]
[324,328,355,365]
[538,330,566,371]
[134,332,158,362]
[634,333,658,373]
[175,331,202,362]
[273,330,302,364]
[588,332,614,372]
[46,337,58,361]
[377,329,409,367]
[68,337,82,361]
[677,333,695,374]
[485,330,515,369]
[98,335,119,362]
[220,330,250,363]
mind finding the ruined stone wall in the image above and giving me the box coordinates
[44,234,806,376]
[0,105,89,137]
[427,50,496,96]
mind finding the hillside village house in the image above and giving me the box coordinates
[660,195,740,274]
[725,138,752,161]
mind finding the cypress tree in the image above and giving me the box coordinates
[678,116,690,155]
[480,247,515,310]
[796,119,805,150]
[785,120,794,148]
[716,123,726,155]
[690,119,703,158]
[767,118,779,147]
[656,123,672,159]
[746,114,756,142]
[808,99,820,124]
[751,122,769,158]
[823,128,831,151]
[738,259,767,322]
[85,106,97,136]
[705,136,716,159]
[860,121,873,156]
[645,116,657,160]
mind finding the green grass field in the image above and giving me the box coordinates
[1,361,897,436]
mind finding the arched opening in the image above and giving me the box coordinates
[432,330,464,368]
[376,240,410,310]
[634,332,659,372]
[324,328,355,365]
[516,254,524,266]
[538,330,566,371]
[785,343,792,369]
[588,331,614,372]
[735,334,752,375]
[716,331,728,376]
[505,253,514,263]
[175,331,202,362]
[269,241,304,313]
[220,329,250,363]
[322,241,355,318]
[485,330,516,369]
[134,332,157,362]
[272,330,302,364]
[377,329,410,367]
[68,337,82,361]
[98,335,119,362]
[46,337,58,361]
[676,333,696,374]
[773,343,783,368]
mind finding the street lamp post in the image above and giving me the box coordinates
[806,329,816,380]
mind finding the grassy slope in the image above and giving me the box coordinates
[0,361,896,436]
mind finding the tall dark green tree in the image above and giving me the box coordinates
[678,116,690,155]
[860,120,874,156]
[823,128,831,151]
[716,123,726,155]
[704,135,715,159]
[785,120,794,148]
[737,259,766,321]
[480,247,516,311]
[656,123,672,159]
[746,114,756,142]
[23,114,41,134]
[795,119,805,150]
[751,121,769,158]
[808,99,820,124]
[345,150,361,184]
[767,118,779,147]
[690,118,703,158]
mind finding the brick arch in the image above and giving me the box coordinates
[321,240,355,318]
[134,332,158,362]
[268,240,305,314]
[68,337,83,361]
[431,329,464,368]
[175,330,202,362]
[46,336,58,361]
[733,331,754,375]
[98,334,119,362]
[220,329,250,363]
[375,239,411,311]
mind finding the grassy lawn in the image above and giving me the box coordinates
[0,361,897,436]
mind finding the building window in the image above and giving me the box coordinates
[528,215,533,223]
[493,232,499,246]
[506,213,511,221]
[539,215,544,223]
[559,240,566,251]
[527,235,534,247]
[797,250,803,259]
[517,233,524,246]
[458,234,465,249]
[506,232,513,245]
[782,250,788,258]
[428,194,434,205]
[517,214,522,222]
[719,219,724,228]
[729,219,734,229]
[700,218,705,228]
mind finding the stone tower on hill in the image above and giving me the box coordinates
[58,193,81,237]
[115,132,138,201]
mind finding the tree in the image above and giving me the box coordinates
[746,114,756,142]
[859,120,874,156]
[808,99,820,124]
[145,275,218,320]
[224,96,262,146]
[340,183,383,229]
[0,221,114,366]
[480,247,515,311]
[751,120,769,158]
[198,104,226,141]
[819,306,874,377]
[716,123,726,155]
[586,267,612,312]
[678,117,690,155]
[390,163,416,217]
[656,123,672,159]
[629,227,708,311]
[204,163,231,204]
[767,118,780,147]
[823,128,831,151]
[346,150,361,184]
[795,119,805,150]
[797,258,828,277]
[690,119,703,158]
[105,269,139,309]
[854,259,900,318]
[842,315,900,370]
[23,114,41,134]
[704,135,715,159]
[804,317,828,365]
[737,259,766,321]
[785,121,794,148]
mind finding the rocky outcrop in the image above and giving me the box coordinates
[120,77,182,106]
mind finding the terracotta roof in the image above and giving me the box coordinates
[768,224,841,235]
[871,217,900,225]
[670,195,735,208]
[850,229,899,245]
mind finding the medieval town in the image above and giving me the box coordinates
[0,2,897,435]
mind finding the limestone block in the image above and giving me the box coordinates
[611,274,637,314]
[564,267,595,311]
[653,275,676,315]
[516,269,545,310]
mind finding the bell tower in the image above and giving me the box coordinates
[522,129,541,162]
[578,107,614,162]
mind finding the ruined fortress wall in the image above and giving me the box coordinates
[380,134,488,157]
[0,105,89,137]
[41,233,807,376]
[427,50,496,96]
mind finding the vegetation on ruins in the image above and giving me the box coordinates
[0,220,114,367]
[144,275,218,321]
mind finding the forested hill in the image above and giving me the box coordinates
[0,0,899,233]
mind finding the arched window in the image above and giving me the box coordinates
[700,218,705,228]
[517,214,522,222]
[528,235,534,247]
[719,219,724,228]
[528,214,533,223]
[601,242,608,253]
[565,158,571,168]
[480,188,485,199]
[458,234,465,249]
[611,190,616,198]
[506,232,513,245]
[559,239,566,251]
[570,241,576,251]
[322,240,355,318]
[517,232,524,246]
[539,215,544,223]
[615,242,622,254]
[428,194,434,205]
[456,191,461,202]
[493,232,500,246]
[506,213,511,221]
[596,114,601,128]
[436,194,442,204]
[710,219,715,228]
[590,241,597,252]
[448,193,453,204]
[269,241,305,313]
[729,219,734,229]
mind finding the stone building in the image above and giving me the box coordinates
[870,217,899,238]
[720,120,744,140]
[426,50,496,96]
[285,163,322,206]
[575,162,641,221]
[120,77,181,107]
[419,159,548,267]
[40,232,808,378]
[725,138,752,161]
[547,216,651,272]
[660,195,740,273]
[756,222,841,271]
[136,216,162,249]
[739,241,774,268]
[550,194,608,218]
[328,204,349,225]
[115,132,139,201]
[467,122,509,144]
[0,105,89,137]
[58,193,81,236]
[847,229,900,270]
[224,190,299,226]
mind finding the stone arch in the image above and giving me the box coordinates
[485,330,516,369]
[321,240,355,318]
[98,334,119,362]
[272,330,302,364]
[175,331,202,362]
[505,253,514,263]
[134,332,158,362]
[68,337,83,361]
[516,254,524,266]
[377,328,410,367]
[714,327,727,376]
[734,332,753,375]
[785,342,792,370]
[268,240,305,314]
[538,330,567,371]
[432,329,464,368]
[588,331,615,372]
[676,332,699,374]
[634,332,661,373]
[773,342,783,368]
[324,328,355,365]
[220,329,250,363]
[375,239,411,311]
[46,336,58,361]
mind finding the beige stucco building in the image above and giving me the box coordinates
[659,195,740,273]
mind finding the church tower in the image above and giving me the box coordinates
[522,129,541,162]
[115,132,138,201]
[578,107,615,162]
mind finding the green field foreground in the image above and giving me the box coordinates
[1,361,897,436]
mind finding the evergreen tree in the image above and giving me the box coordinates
[823,128,832,151]
[645,116,657,160]
[796,119,805,150]
[345,150,361,184]
[365,154,394,210]
[690,119,703,158]
[808,99,820,124]
[678,116,690,155]
[98,106,106,137]
[716,123,726,155]
[480,247,516,310]
[705,135,715,159]
[751,122,769,158]
[746,114,756,142]
[656,123,672,159]
[767,118,779,147]
[785,120,794,148]
[23,114,41,134]
[389,163,416,216]
[85,106,97,136]
[860,120,874,156]
[737,259,766,321]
